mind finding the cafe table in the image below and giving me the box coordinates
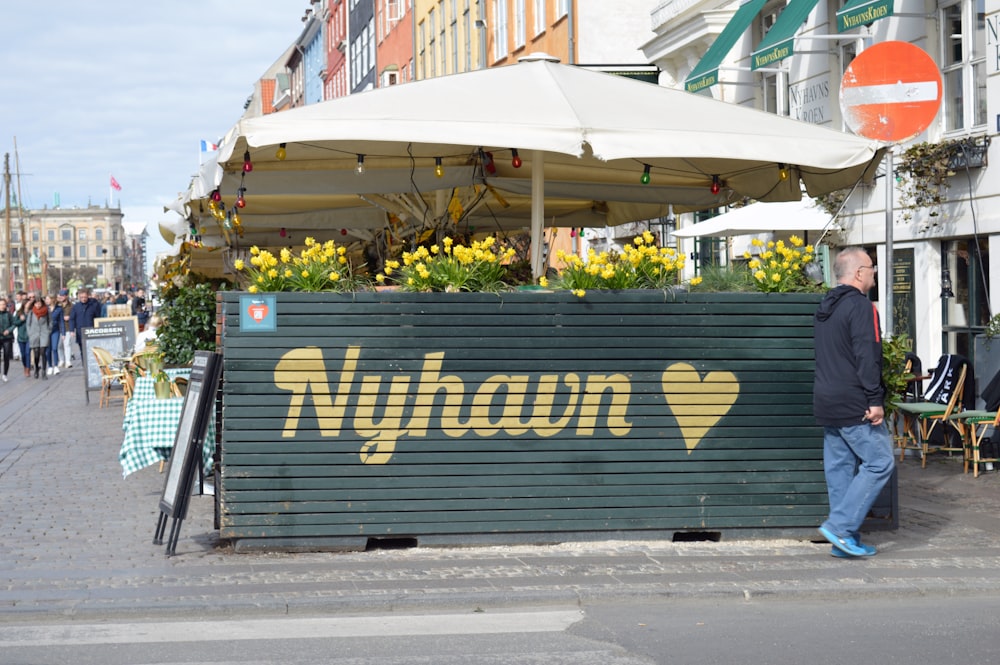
[119,370,215,478]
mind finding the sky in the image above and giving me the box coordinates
[1,1,305,277]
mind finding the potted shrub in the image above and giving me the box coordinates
[152,370,173,399]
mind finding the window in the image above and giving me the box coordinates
[31,229,39,242]
[10,230,17,242]
[556,0,569,19]
[419,20,426,78]
[61,228,71,241]
[96,245,104,257]
[463,6,472,71]
[62,246,72,258]
[493,0,508,60]
[941,0,987,132]
[429,8,437,77]
[78,229,87,241]
[533,0,546,35]
[96,228,103,241]
[48,246,54,258]
[11,248,18,260]
[79,246,87,259]
[514,0,525,49]
[450,0,458,72]
[942,238,990,361]
[440,4,447,75]
[47,229,55,242]
[758,6,785,116]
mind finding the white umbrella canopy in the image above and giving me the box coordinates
[199,55,884,275]
[670,199,832,238]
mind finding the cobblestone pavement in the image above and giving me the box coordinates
[2,363,999,621]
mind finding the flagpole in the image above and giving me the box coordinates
[109,173,113,208]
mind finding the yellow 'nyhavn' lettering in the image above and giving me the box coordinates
[274,347,637,464]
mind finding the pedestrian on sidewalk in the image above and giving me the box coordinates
[0,298,15,382]
[57,289,74,368]
[68,288,101,361]
[27,296,51,380]
[45,294,63,375]
[813,246,894,559]
[13,294,32,377]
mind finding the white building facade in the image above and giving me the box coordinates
[643,0,998,377]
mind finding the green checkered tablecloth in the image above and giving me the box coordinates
[119,394,215,478]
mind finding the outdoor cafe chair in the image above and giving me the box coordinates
[894,362,967,468]
[948,408,1000,478]
[92,347,128,411]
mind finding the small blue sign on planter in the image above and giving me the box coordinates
[240,294,277,332]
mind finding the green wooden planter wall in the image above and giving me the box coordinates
[218,290,830,549]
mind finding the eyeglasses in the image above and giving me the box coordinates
[858,264,877,273]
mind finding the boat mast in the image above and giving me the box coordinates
[3,154,10,293]
[13,139,28,292]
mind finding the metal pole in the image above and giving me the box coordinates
[530,150,544,280]
[884,150,894,336]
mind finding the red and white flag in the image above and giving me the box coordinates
[110,175,122,191]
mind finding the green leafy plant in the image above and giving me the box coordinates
[894,139,971,223]
[156,282,218,365]
[235,237,366,293]
[378,236,516,292]
[688,263,754,292]
[882,333,912,418]
[546,230,699,296]
[742,236,822,293]
[982,313,1000,349]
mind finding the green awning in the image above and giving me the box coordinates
[685,0,768,93]
[751,0,822,70]
[836,0,893,32]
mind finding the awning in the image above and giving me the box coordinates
[670,199,831,238]
[685,0,768,93]
[751,0,822,70]
[836,0,893,32]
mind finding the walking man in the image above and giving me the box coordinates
[813,246,895,558]
[68,288,101,360]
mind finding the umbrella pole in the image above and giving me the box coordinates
[531,150,545,280]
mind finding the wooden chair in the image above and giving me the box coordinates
[92,347,127,410]
[949,408,1000,477]
[894,363,967,468]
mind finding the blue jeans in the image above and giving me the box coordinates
[821,423,895,539]
[47,331,60,367]
[18,340,30,369]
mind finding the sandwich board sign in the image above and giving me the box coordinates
[840,41,942,143]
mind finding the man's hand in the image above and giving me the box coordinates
[864,406,885,426]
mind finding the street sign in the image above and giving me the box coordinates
[840,41,942,143]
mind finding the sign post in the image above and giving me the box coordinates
[839,41,942,337]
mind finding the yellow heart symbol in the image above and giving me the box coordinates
[661,363,740,454]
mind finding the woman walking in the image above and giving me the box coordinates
[0,298,15,382]
[45,294,63,375]
[13,295,31,377]
[27,296,51,379]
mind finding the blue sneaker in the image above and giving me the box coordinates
[818,526,873,557]
[830,542,876,558]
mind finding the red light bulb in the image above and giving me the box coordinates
[511,149,522,168]
[710,175,721,195]
[243,150,253,173]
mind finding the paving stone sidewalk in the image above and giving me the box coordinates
[2,364,999,621]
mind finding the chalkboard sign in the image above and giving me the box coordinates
[96,316,138,356]
[155,351,222,555]
[80,326,129,403]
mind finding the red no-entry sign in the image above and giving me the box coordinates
[840,41,942,143]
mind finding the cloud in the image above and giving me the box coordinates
[2,1,299,215]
